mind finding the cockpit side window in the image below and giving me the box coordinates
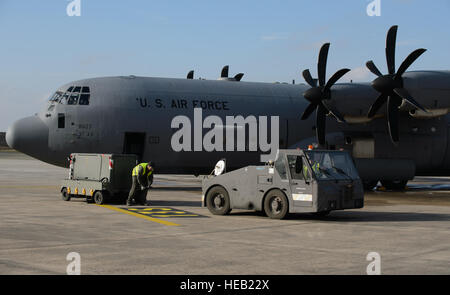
[52,85,90,105]
[68,87,80,105]
[68,93,79,105]
[61,92,70,105]
[79,94,90,105]
[49,91,63,102]
[79,86,90,105]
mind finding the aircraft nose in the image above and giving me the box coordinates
[6,116,49,158]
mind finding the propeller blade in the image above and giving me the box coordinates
[387,96,400,144]
[395,48,427,79]
[330,110,346,123]
[366,61,383,77]
[322,101,346,123]
[221,65,229,78]
[302,69,316,87]
[386,25,398,75]
[368,93,388,118]
[318,43,330,87]
[234,73,244,81]
[393,88,427,113]
[187,70,194,79]
[316,104,327,145]
[324,68,350,91]
[301,103,317,120]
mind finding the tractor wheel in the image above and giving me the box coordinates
[206,186,231,215]
[264,190,289,219]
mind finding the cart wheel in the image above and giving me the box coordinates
[61,188,71,202]
[94,191,107,205]
[264,190,289,219]
[206,186,231,215]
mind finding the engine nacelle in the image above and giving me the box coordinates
[409,108,450,119]
[343,115,383,124]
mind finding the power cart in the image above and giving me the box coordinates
[202,149,364,219]
[60,153,138,204]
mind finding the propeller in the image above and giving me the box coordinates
[300,43,350,146]
[366,25,427,144]
[219,65,244,81]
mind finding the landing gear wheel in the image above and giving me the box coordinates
[61,188,71,201]
[93,191,107,205]
[381,180,407,191]
[264,190,289,219]
[206,186,231,215]
[363,180,378,191]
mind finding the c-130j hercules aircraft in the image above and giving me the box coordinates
[6,26,450,190]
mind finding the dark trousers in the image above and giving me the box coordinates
[127,176,147,204]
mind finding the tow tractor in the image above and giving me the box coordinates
[202,149,364,219]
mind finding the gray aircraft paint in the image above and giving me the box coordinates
[6,70,450,176]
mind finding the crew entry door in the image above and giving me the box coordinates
[123,132,146,161]
[287,155,313,207]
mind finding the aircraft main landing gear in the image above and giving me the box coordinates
[381,180,408,191]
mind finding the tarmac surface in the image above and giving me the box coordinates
[0,150,449,275]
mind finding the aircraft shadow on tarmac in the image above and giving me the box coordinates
[149,200,202,207]
[228,211,450,222]
[406,184,450,191]
[150,186,202,192]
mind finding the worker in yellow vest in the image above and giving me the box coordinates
[127,161,154,206]
[303,160,320,180]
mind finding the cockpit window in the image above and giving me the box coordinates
[49,91,63,102]
[61,92,70,104]
[51,86,91,105]
[79,94,90,105]
[68,92,79,105]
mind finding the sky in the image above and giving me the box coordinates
[0,0,449,130]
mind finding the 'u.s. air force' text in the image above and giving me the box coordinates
[136,97,230,111]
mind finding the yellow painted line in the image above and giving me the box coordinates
[97,205,179,226]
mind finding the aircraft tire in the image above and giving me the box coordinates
[264,189,289,219]
[206,186,231,215]
[381,180,407,191]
